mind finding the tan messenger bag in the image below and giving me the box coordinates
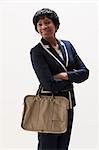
[21,91,69,134]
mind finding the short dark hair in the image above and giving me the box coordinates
[33,8,60,32]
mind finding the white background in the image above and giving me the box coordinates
[0,0,98,150]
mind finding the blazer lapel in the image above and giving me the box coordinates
[58,40,67,64]
[41,38,66,67]
[49,45,66,66]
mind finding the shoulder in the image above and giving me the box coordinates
[60,40,77,55]
[60,40,76,50]
[30,43,42,55]
[60,39,72,47]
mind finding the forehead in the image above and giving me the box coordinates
[37,16,52,23]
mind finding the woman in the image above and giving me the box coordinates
[30,8,89,150]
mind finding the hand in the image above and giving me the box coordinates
[53,72,68,80]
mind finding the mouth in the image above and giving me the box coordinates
[41,29,50,34]
[41,31,50,34]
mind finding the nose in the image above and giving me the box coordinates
[41,24,48,30]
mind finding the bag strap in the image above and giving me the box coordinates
[37,84,54,97]
[36,84,43,96]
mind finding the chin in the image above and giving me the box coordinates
[42,35,52,40]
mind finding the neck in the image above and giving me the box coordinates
[44,36,57,46]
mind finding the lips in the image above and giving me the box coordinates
[41,30,50,34]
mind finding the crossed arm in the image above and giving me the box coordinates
[53,72,69,80]
[30,42,89,92]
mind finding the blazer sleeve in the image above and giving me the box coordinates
[67,41,89,83]
[30,47,73,93]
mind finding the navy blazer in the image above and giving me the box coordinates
[30,38,89,106]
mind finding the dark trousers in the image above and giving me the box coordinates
[38,109,74,150]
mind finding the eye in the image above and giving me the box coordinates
[45,21,51,25]
[38,23,42,26]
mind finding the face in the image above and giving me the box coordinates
[37,16,57,40]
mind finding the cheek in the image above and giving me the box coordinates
[36,26,40,33]
[50,25,56,33]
